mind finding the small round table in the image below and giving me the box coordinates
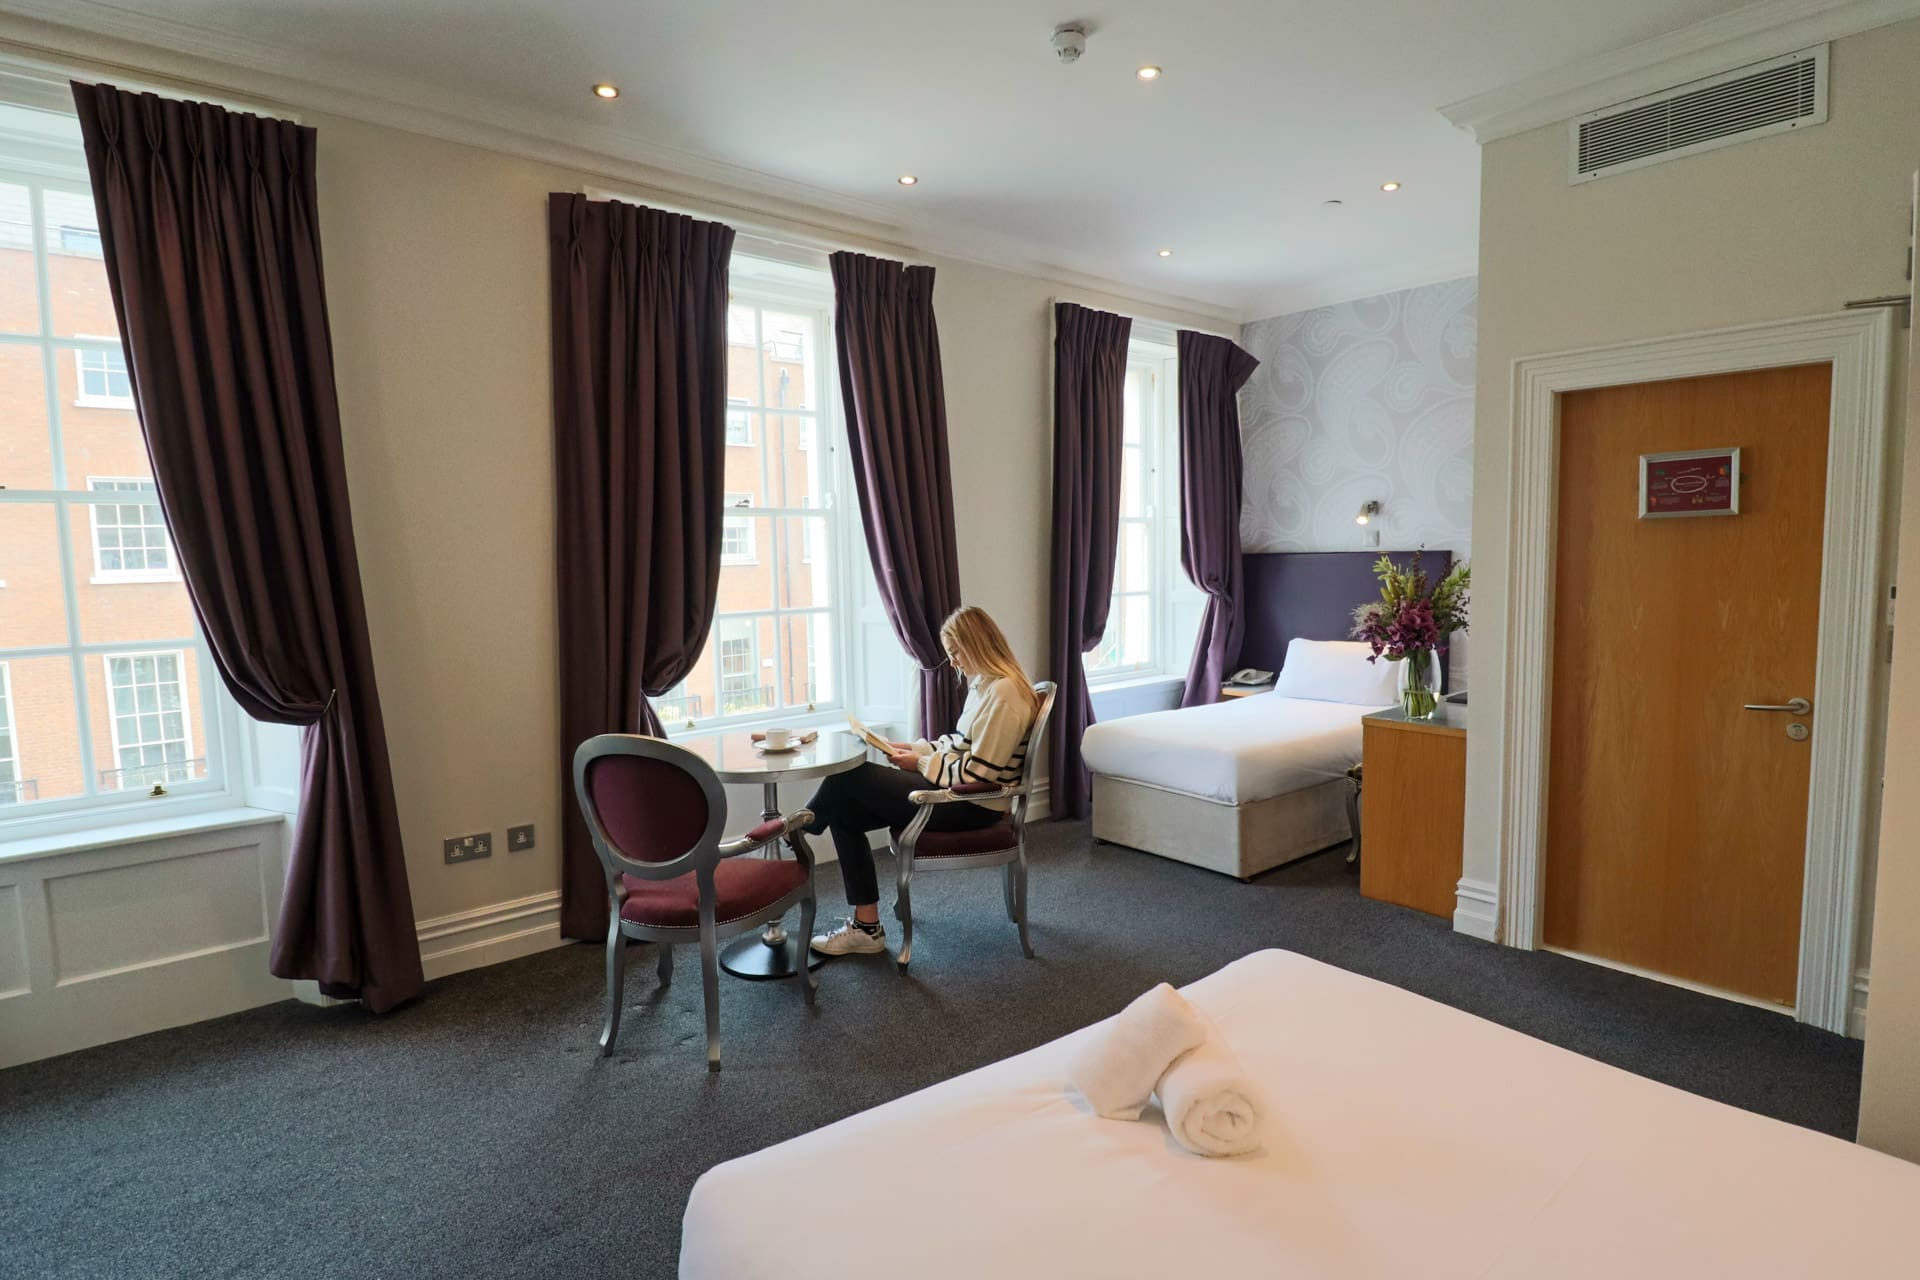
[673,728,869,981]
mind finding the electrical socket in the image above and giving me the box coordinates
[443,832,492,864]
[507,823,536,852]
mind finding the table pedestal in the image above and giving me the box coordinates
[720,778,826,980]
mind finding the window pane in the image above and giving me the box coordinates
[0,504,70,649]
[44,188,115,340]
[726,304,758,369]
[770,515,831,609]
[1122,369,1145,445]
[0,343,54,488]
[713,617,775,718]
[782,613,834,709]
[713,515,775,613]
[1118,521,1151,593]
[719,431,768,506]
[0,181,36,336]
[0,656,83,802]
[89,648,209,793]
[1115,595,1152,669]
[758,311,818,411]
[68,503,197,644]
[769,413,821,508]
[1120,444,1146,517]
[62,358,149,492]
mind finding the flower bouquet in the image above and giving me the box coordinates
[1350,553,1471,719]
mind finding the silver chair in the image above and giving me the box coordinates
[572,733,818,1070]
[889,681,1058,973]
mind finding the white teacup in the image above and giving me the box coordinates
[763,727,791,750]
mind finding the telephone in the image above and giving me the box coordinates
[1227,667,1275,686]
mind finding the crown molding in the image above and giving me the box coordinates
[1238,252,1480,326]
[1440,0,1920,144]
[0,1,1243,326]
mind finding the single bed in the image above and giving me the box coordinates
[1083,549,1452,879]
[681,950,1918,1279]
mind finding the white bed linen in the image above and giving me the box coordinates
[681,950,1919,1280]
[1079,693,1384,805]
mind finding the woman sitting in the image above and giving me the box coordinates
[806,605,1039,956]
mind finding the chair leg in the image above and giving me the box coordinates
[799,889,818,1001]
[893,853,914,973]
[1014,851,1034,960]
[698,910,722,1072]
[600,918,627,1056]
[657,941,674,986]
[1003,862,1018,923]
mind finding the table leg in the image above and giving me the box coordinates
[720,779,824,980]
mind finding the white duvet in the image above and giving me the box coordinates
[681,951,1920,1280]
[1079,693,1383,805]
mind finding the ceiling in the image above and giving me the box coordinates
[9,0,1763,319]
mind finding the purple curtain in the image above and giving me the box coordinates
[1177,331,1261,707]
[549,194,735,941]
[1048,303,1132,819]
[829,251,965,737]
[72,83,422,1011]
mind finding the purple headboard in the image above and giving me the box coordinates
[1236,550,1455,683]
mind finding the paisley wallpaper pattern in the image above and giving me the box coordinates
[1237,276,1476,558]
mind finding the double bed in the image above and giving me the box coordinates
[682,950,1918,1278]
[1083,550,1453,879]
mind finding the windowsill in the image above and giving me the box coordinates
[74,395,137,411]
[90,571,183,586]
[719,557,759,567]
[0,805,288,867]
[1086,670,1184,694]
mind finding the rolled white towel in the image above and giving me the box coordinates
[1068,983,1210,1120]
[1156,1023,1264,1157]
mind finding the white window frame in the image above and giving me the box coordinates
[85,476,181,584]
[0,98,240,843]
[725,397,753,446]
[100,649,197,792]
[72,337,134,409]
[0,660,23,805]
[721,491,757,564]
[1086,336,1194,687]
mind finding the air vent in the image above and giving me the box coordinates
[1570,46,1826,183]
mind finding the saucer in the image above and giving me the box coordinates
[754,742,804,755]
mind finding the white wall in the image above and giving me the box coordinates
[1465,22,1917,1024]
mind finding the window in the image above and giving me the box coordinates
[74,343,133,407]
[0,662,25,804]
[716,619,763,717]
[86,478,178,581]
[1085,337,1203,684]
[101,651,200,792]
[721,492,757,563]
[725,397,753,446]
[0,93,226,827]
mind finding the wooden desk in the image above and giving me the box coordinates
[1360,703,1467,918]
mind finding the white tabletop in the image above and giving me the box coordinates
[672,729,869,785]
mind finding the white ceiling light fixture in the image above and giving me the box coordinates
[1322,199,1344,208]
[897,175,919,186]
[1137,65,1162,81]
[1157,248,1172,258]
[591,83,619,100]
[1381,181,1402,192]
[1051,24,1087,64]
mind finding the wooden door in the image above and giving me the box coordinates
[1545,364,1831,1006]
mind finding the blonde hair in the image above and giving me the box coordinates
[940,606,1039,712]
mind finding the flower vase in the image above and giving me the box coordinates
[1402,648,1442,720]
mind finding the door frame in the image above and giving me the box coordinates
[1494,309,1896,1033]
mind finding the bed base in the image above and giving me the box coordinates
[1091,775,1353,880]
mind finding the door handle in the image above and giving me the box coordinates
[1743,697,1811,714]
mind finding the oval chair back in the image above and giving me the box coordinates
[1011,680,1059,828]
[572,735,728,889]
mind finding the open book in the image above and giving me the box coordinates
[843,713,895,755]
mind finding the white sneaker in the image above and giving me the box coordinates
[810,917,888,956]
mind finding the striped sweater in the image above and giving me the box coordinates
[917,675,1034,811]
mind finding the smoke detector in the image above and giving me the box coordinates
[1051,24,1087,64]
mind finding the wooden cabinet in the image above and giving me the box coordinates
[1360,704,1467,918]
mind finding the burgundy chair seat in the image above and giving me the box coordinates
[621,859,807,928]
[891,817,1017,858]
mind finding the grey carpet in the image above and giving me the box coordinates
[3,822,1862,1280]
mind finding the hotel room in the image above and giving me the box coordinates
[3,1,1919,1276]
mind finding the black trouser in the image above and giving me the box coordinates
[803,762,1002,907]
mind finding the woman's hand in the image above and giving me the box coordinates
[887,750,922,771]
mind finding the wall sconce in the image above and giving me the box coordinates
[1355,500,1381,526]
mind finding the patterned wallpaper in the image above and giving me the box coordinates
[1237,276,1476,558]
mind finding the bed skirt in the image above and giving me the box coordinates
[1090,775,1352,880]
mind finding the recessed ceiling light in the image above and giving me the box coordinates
[592,83,620,100]
[1322,199,1344,207]
[1136,65,1162,81]
[1380,181,1401,192]
[1157,248,1172,258]
[897,174,918,186]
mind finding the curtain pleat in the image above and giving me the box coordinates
[1176,331,1261,707]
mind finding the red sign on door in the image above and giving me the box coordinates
[1640,447,1741,519]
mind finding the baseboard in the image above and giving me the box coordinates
[1453,877,1500,942]
[1850,967,1870,1040]
[415,890,567,982]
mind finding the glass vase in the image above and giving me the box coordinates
[1402,649,1442,720]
